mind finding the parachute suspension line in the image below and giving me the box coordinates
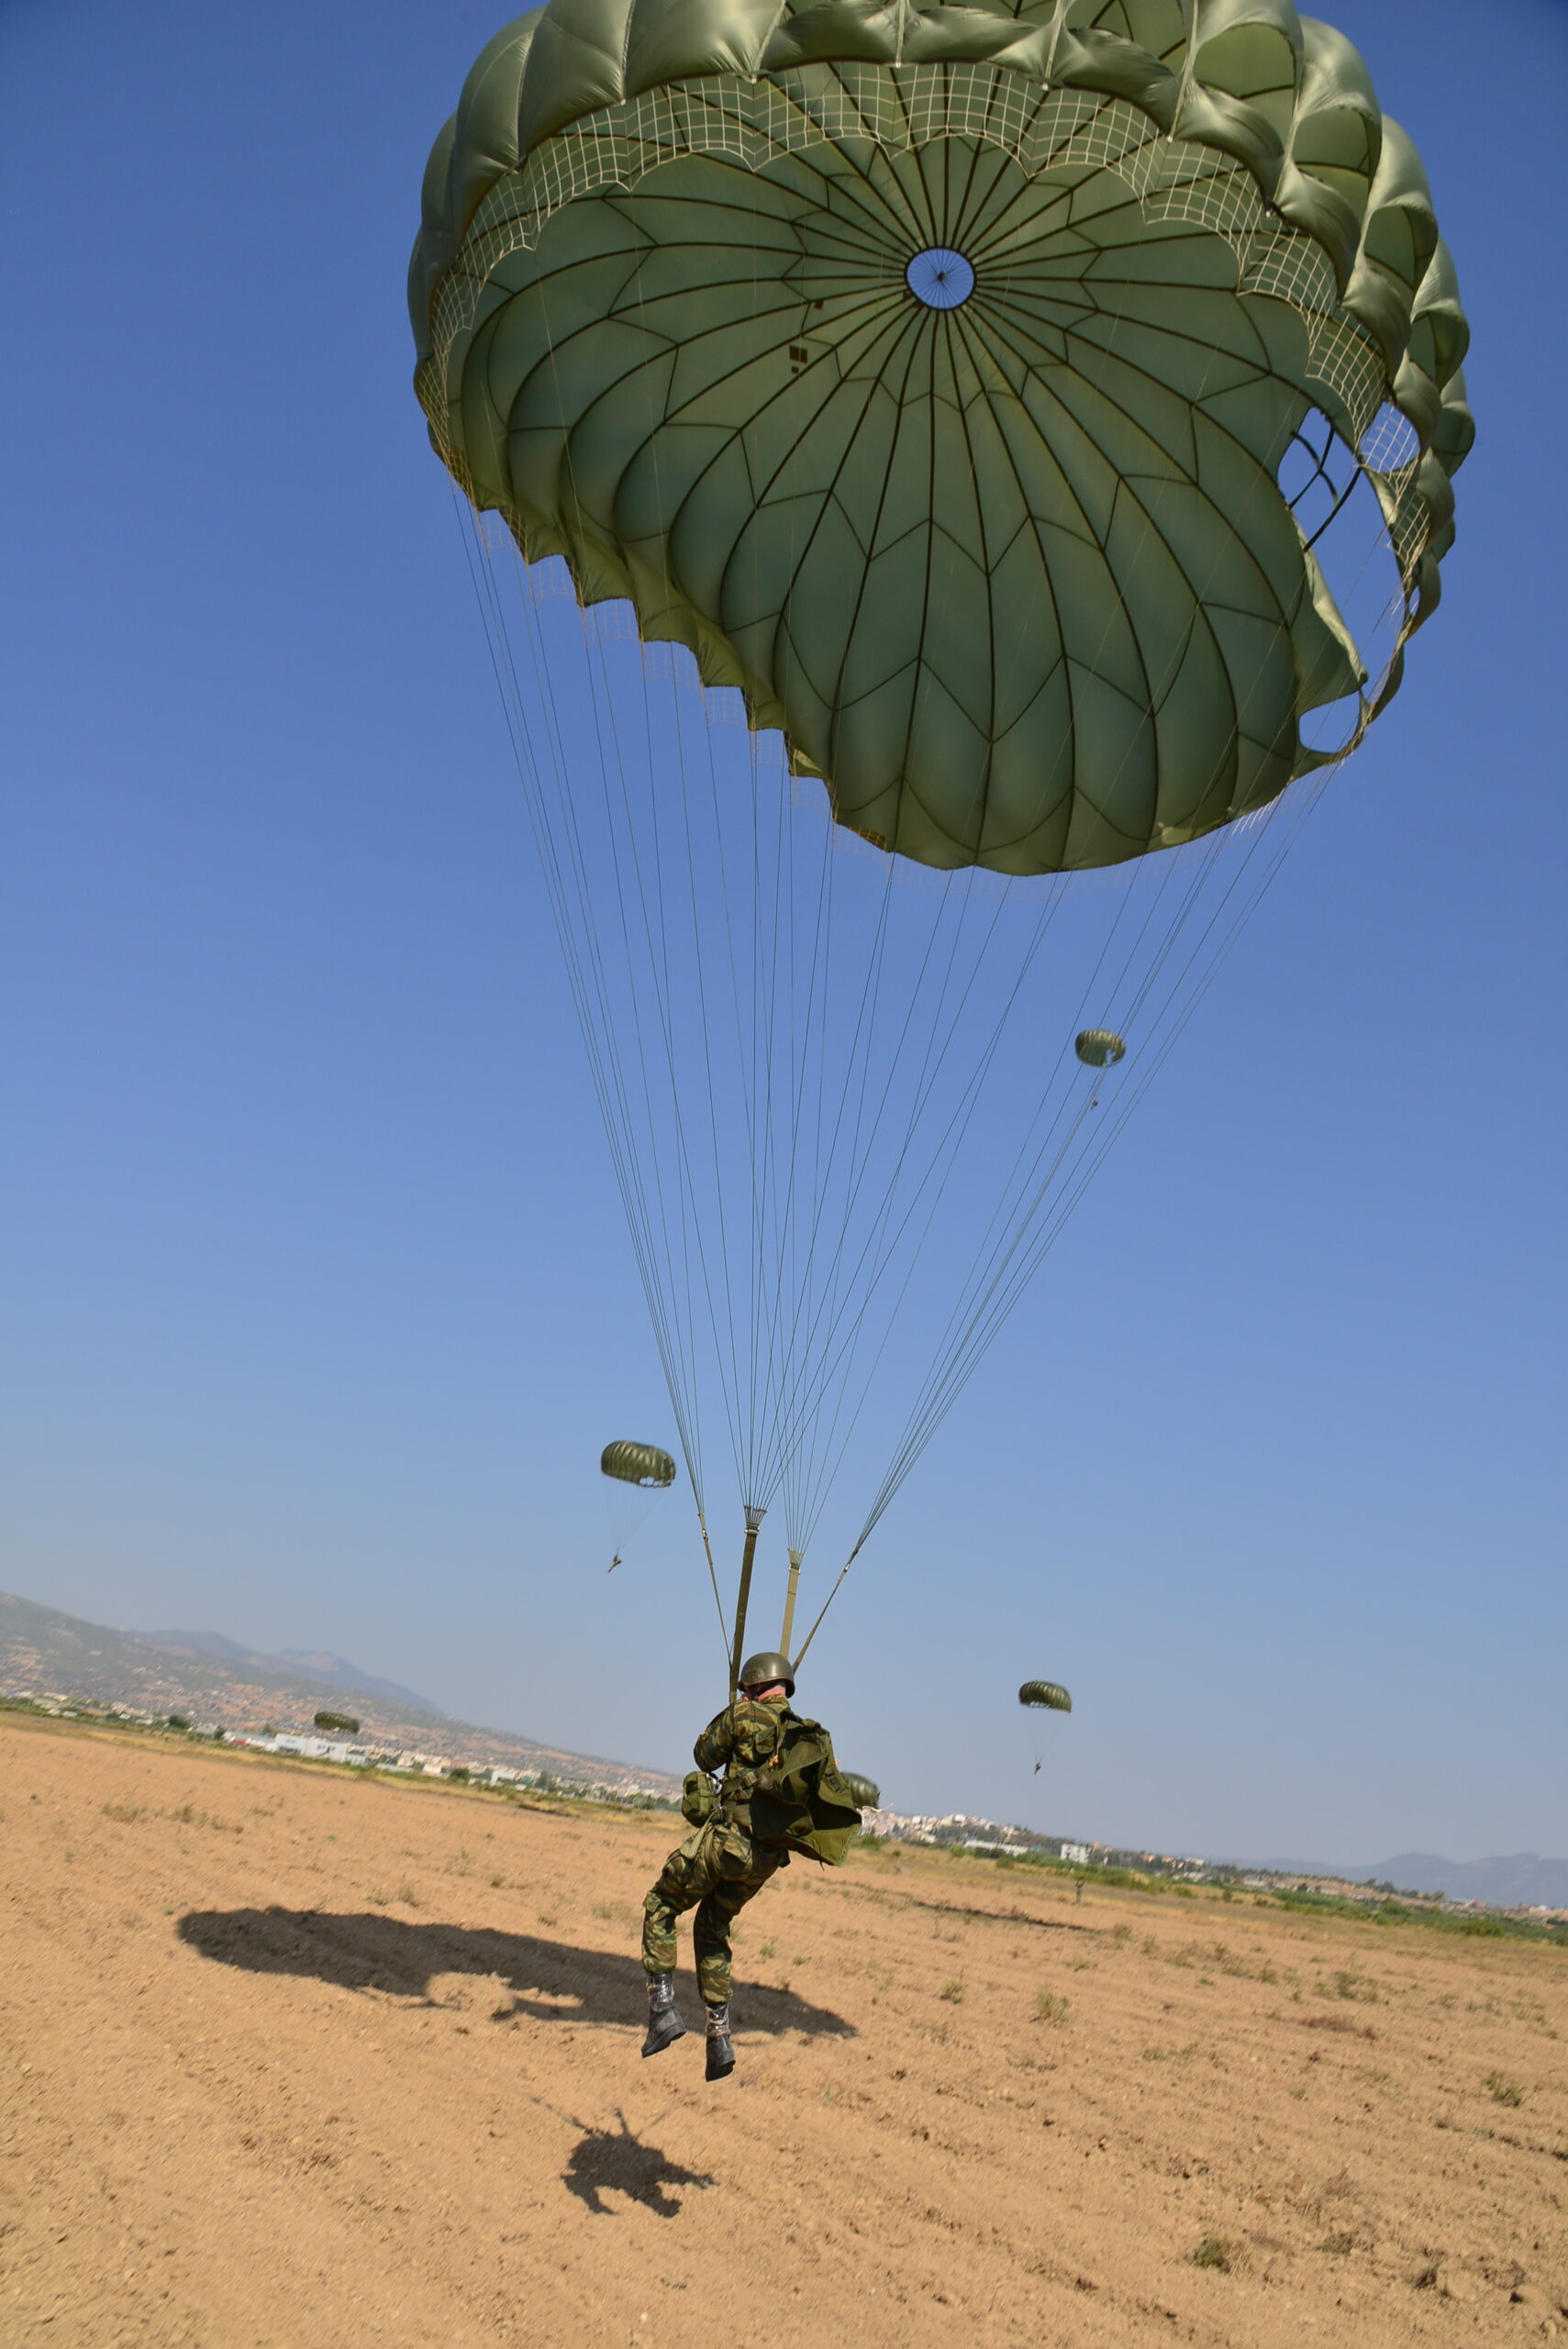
[793,337,1363,1642]
[708,298,943,1521]
[453,504,678,1433]
[615,224,856,1530]
[758,301,1051,1535]
[1036,762,1342,1262]
[573,546,734,1479]
[770,252,1239,1616]
[795,798,1318,1660]
[856,842,1260,1540]
[623,215,843,1531]
[792,300,1337,1580]
[528,565,736,1652]
[757,854,901,1512]
[758,768,828,1533]
[614,604,751,1497]
[757,851,900,1513]
[769,868,979,1543]
[742,679,795,1506]
[521,558,715,1504]
[732,304,935,1529]
[528,261,778,1548]
[728,262,1258,1616]
[695,1508,727,1646]
[842,761,1339,1579]
[535,242,998,1570]
[791,1541,862,1670]
[773,865,1064,1559]
[451,498,736,1653]
[766,845,1079,1632]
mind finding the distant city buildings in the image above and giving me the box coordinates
[6,1676,1563,1924]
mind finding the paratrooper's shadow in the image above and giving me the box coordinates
[562,2110,714,2217]
[177,1907,853,2041]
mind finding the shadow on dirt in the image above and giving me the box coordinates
[562,2110,715,2217]
[177,1908,854,2040]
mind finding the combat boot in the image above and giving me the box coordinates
[641,1971,686,2057]
[704,2001,735,2082]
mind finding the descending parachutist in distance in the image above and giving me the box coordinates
[599,1442,676,1576]
[1021,1680,1073,1777]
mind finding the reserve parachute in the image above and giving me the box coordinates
[412,0,1469,1676]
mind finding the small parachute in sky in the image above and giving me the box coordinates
[1074,1032,1126,1072]
[840,1772,881,1810]
[600,1441,677,1571]
[1019,1681,1071,1774]
[600,1442,677,1490]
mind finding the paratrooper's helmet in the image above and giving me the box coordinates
[739,1653,795,1698]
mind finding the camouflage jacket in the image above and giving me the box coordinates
[693,1694,793,1820]
[693,1695,861,1863]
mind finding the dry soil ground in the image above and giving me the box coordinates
[3,1714,1566,2348]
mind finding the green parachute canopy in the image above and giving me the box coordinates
[413,0,1469,878]
[1019,1681,1072,1712]
[600,1441,678,1489]
[840,1772,882,1809]
[413,1,1468,1680]
[1075,1030,1127,1069]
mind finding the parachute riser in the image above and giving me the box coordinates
[791,1538,864,1668]
[727,1508,766,1697]
[778,1548,804,1663]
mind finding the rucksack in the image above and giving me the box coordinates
[750,1715,862,1865]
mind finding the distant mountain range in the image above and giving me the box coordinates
[6,1588,1560,1906]
[139,1629,439,1720]
[0,1589,677,1796]
[1240,1852,1568,1909]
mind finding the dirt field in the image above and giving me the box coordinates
[2,1716,1566,2347]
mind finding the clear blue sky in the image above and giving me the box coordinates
[3,0,1562,1863]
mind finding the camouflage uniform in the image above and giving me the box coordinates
[641,1693,793,2007]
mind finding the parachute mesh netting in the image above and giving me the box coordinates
[412,0,1469,1663]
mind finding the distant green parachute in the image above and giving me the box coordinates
[413,0,1469,1681]
[314,1710,361,1735]
[840,1772,881,1809]
[1019,1682,1073,1714]
[600,1442,677,1490]
[1074,1031,1127,1071]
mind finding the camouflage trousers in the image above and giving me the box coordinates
[641,1817,786,2006]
